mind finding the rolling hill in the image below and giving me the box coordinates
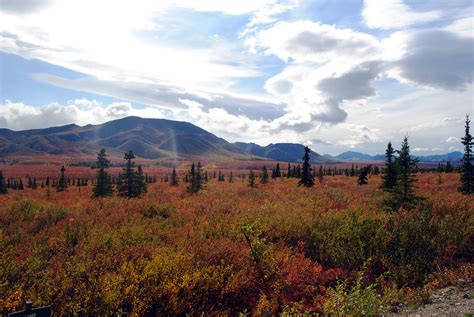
[0,117,460,164]
[0,116,249,160]
[234,142,333,163]
[325,151,463,163]
[0,116,332,163]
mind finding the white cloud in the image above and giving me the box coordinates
[249,20,381,63]
[362,0,442,29]
[33,74,286,120]
[335,124,381,148]
[174,0,281,16]
[412,147,430,152]
[444,136,460,143]
[0,0,262,92]
[248,21,385,124]
[0,99,165,130]
[445,16,474,38]
[392,30,474,90]
[243,0,300,33]
[401,117,465,133]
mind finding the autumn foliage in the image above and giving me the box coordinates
[0,167,473,315]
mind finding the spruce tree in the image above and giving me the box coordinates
[393,137,420,209]
[46,182,51,200]
[358,165,371,185]
[459,115,473,194]
[275,163,281,177]
[260,166,269,184]
[248,170,256,188]
[136,165,147,195]
[445,161,453,173]
[56,166,67,192]
[92,148,113,198]
[373,165,380,175]
[298,146,314,187]
[187,162,203,194]
[229,171,234,183]
[118,150,144,198]
[170,168,179,186]
[218,170,225,181]
[318,165,323,181]
[381,142,397,191]
[0,171,7,194]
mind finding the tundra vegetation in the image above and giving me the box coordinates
[0,120,473,315]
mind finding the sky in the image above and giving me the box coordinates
[0,0,472,155]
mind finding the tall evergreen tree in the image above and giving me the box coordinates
[248,170,256,188]
[260,166,269,184]
[298,146,314,187]
[0,171,7,194]
[350,164,355,177]
[275,163,281,178]
[136,165,147,195]
[393,137,420,209]
[56,166,67,192]
[373,165,380,175]
[381,142,397,191]
[218,170,225,181]
[358,165,371,185]
[187,162,203,194]
[46,182,51,200]
[459,115,474,194]
[445,161,453,173]
[229,171,234,183]
[92,148,113,197]
[118,151,135,198]
[318,165,324,181]
[287,163,291,178]
[170,168,179,186]
[117,150,145,198]
[296,165,301,178]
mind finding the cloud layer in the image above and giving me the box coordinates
[0,0,472,154]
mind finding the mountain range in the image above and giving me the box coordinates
[0,116,330,163]
[234,142,333,164]
[0,116,462,164]
[324,151,463,163]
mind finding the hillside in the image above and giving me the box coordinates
[326,151,463,163]
[234,142,333,164]
[0,117,335,163]
[0,116,251,160]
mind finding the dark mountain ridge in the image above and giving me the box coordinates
[233,142,333,163]
[0,116,247,160]
[327,150,463,163]
[0,117,461,163]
